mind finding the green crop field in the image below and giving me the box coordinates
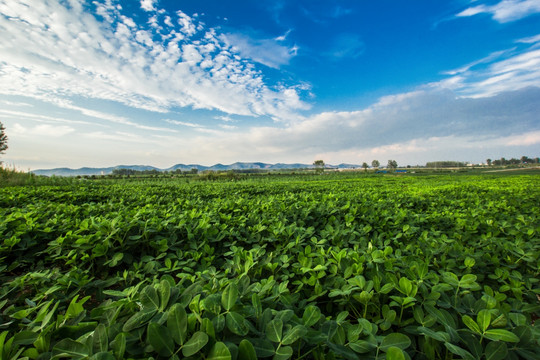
[0,173,539,359]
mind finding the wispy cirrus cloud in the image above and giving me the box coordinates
[10,123,75,138]
[456,0,540,23]
[0,109,98,127]
[164,119,203,128]
[142,86,539,166]
[325,33,365,60]
[517,33,540,43]
[0,0,308,122]
[221,31,299,69]
[435,36,540,97]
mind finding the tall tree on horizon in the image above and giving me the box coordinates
[313,159,325,174]
[0,121,8,158]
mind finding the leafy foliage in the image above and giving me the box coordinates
[0,174,538,359]
[0,121,7,155]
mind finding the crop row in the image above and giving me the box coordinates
[0,174,539,359]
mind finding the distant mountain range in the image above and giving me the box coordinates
[32,162,361,176]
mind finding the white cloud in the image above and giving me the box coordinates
[83,131,148,143]
[457,0,540,23]
[214,115,235,122]
[221,32,298,69]
[505,130,540,145]
[10,123,75,137]
[140,0,157,12]
[169,86,539,165]
[219,124,237,130]
[435,42,540,97]
[165,119,202,128]
[0,109,98,126]
[5,85,538,169]
[516,33,540,43]
[0,100,33,107]
[0,0,308,122]
[274,29,292,42]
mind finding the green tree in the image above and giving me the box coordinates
[520,156,532,164]
[371,160,380,168]
[0,122,7,160]
[387,160,398,169]
[362,162,369,172]
[486,158,492,166]
[0,122,8,164]
[313,160,325,173]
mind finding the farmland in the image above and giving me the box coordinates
[0,173,539,359]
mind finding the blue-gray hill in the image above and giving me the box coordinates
[32,162,360,176]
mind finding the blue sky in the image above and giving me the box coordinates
[0,0,539,169]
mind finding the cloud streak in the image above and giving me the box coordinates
[457,0,540,23]
[435,37,540,97]
[166,86,540,165]
[0,0,308,121]
[221,31,298,69]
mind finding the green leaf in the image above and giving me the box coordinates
[202,317,216,339]
[92,324,108,353]
[221,283,239,311]
[226,312,249,336]
[147,322,174,357]
[182,331,208,357]
[252,294,262,318]
[380,333,411,351]
[158,279,171,312]
[110,333,126,359]
[515,349,539,360]
[399,277,412,296]
[349,340,375,354]
[459,274,477,286]
[122,309,157,332]
[417,326,450,342]
[266,319,283,343]
[203,294,222,315]
[102,290,127,298]
[53,339,90,359]
[462,315,482,334]
[108,252,123,267]
[513,325,532,345]
[444,342,475,360]
[460,332,482,359]
[89,352,116,360]
[477,309,491,333]
[327,343,359,360]
[22,348,40,359]
[207,341,232,360]
[281,325,307,345]
[249,338,275,358]
[273,345,293,360]
[379,283,394,294]
[464,257,475,268]
[168,303,188,345]
[12,331,38,346]
[140,285,160,311]
[238,339,258,360]
[302,305,321,327]
[385,346,406,360]
[485,341,508,360]
[483,329,520,342]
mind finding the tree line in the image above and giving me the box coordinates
[486,156,539,166]
[112,168,199,176]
